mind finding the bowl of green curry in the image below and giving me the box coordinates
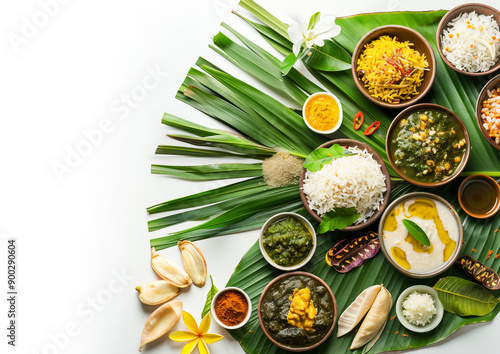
[386,103,470,187]
[259,212,316,271]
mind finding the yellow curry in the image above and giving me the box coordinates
[287,288,317,332]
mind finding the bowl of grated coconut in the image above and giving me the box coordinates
[396,285,444,333]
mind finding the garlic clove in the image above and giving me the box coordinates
[139,299,183,352]
[178,241,207,287]
[151,247,192,288]
[136,280,181,306]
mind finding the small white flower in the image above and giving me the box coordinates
[287,13,341,56]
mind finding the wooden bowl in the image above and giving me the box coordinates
[378,192,463,279]
[475,73,500,150]
[436,3,500,76]
[352,25,436,109]
[299,139,391,232]
[258,271,337,352]
[386,103,471,187]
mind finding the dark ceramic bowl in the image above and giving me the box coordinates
[299,139,391,232]
[436,3,500,76]
[378,192,463,278]
[352,25,436,109]
[386,103,470,187]
[475,73,500,150]
[258,271,337,352]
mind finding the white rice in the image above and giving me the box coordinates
[302,146,386,224]
[402,291,437,326]
[441,11,500,72]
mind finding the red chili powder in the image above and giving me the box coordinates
[214,290,249,327]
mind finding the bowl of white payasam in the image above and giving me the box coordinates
[378,192,463,278]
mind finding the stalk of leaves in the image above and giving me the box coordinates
[434,276,500,317]
[201,275,218,319]
[402,219,430,246]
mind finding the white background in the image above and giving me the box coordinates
[1,0,499,353]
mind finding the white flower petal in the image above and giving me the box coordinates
[311,38,325,48]
[293,39,305,56]
[318,24,342,40]
[287,13,308,33]
[287,22,304,43]
[313,15,337,34]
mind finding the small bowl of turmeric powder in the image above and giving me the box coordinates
[303,92,343,134]
[211,287,252,330]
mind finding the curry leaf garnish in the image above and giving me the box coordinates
[318,207,360,234]
[201,275,218,319]
[303,144,354,172]
[434,276,500,317]
[402,219,430,246]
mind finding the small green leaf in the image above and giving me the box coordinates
[281,53,297,75]
[308,12,321,30]
[303,40,352,72]
[318,207,360,233]
[303,144,354,172]
[402,219,430,247]
[201,275,218,319]
[434,276,500,317]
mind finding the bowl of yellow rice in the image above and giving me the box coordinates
[352,25,436,109]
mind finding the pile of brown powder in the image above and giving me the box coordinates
[262,149,304,188]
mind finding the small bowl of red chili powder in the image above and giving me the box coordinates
[211,287,251,330]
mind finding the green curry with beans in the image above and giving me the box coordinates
[389,109,466,183]
[262,216,313,267]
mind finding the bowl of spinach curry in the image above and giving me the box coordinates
[387,103,470,187]
[259,212,316,271]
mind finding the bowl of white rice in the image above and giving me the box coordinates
[299,139,391,232]
[396,285,444,333]
[437,3,500,75]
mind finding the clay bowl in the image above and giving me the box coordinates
[258,271,337,352]
[386,103,470,187]
[475,73,500,150]
[378,192,463,279]
[299,139,391,232]
[352,25,436,109]
[436,3,500,76]
[458,174,500,218]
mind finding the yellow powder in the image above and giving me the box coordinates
[304,94,340,131]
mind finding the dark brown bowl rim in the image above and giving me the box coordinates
[377,192,463,278]
[386,103,471,187]
[475,73,500,150]
[351,24,437,109]
[458,174,500,218]
[257,271,337,352]
[436,3,500,76]
[299,139,392,232]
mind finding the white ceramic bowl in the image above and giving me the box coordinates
[211,287,251,330]
[396,285,444,333]
[259,212,317,271]
[302,92,343,134]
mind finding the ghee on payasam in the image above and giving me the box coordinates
[382,198,458,273]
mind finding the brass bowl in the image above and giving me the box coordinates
[299,139,391,232]
[475,73,500,150]
[386,103,470,188]
[436,3,500,76]
[458,174,500,218]
[352,25,436,109]
[258,271,337,352]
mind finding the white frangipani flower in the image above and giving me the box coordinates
[287,13,342,57]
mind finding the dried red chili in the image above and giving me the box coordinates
[364,121,381,136]
[354,111,364,130]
